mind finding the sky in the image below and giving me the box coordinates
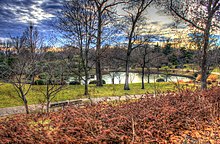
[1,0,216,46]
[0,0,63,41]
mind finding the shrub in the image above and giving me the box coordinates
[196,74,218,82]
[34,79,46,85]
[38,73,47,79]
[0,87,220,143]
[207,79,212,84]
[208,74,218,82]
[69,81,80,85]
[51,80,66,85]
[156,78,165,82]
[175,65,181,69]
[196,74,201,81]
[177,80,184,83]
[89,80,106,84]
[193,72,198,78]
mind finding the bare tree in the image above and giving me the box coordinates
[0,40,13,59]
[133,43,166,89]
[134,44,150,88]
[0,24,41,114]
[102,45,126,84]
[190,30,220,73]
[1,51,37,114]
[37,59,66,113]
[10,36,26,54]
[58,0,97,96]
[22,22,39,54]
[168,0,220,89]
[122,0,154,90]
[91,0,125,86]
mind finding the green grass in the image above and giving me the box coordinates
[160,64,198,71]
[0,82,188,108]
[212,67,220,73]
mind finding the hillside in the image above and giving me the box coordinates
[0,87,220,143]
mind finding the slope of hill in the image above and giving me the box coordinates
[0,87,220,143]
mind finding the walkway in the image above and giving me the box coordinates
[0,94,147,117]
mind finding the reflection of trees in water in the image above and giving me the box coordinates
[108,72,115,84]
[129,73,136,83]
[115,72,123,84]
[160,74,168,82]
[107,72,123,84]
[103,72,190,84]
[144,75,155,83]
[144,74,162,83]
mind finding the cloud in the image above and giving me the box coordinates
[0,37,11,42]
[0,0,63,38]
[41,0,63,15]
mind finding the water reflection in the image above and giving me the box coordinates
[68,72,192,84]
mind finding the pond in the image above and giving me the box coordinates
[68,72,192,84]
[101,72,192,84]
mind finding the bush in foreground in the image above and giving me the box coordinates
[0,87,220,143]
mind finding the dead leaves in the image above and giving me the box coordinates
[0,87,220,143]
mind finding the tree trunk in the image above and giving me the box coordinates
[84,77,89,96]
[157,67,159,76]
[112,73,115,84]
[84,59,89,95]
[124,15,137,90]
[201,45,208,89]
[78,61,81,84]
[141,51,147,89]
[141,66,145,89]
[119,75,121,84]
[23,96,29,114]
[165,68,168,82]
[201,16,212,89]
[96,60,102,86]
[96,11,103,87]
[147,67,150,83]
[46,100,50,113]
[124,52,130,90]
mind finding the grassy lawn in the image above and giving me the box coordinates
[0,82,190,108]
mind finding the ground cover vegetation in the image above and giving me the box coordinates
[0,87,219,143]
[0,0,219,113]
